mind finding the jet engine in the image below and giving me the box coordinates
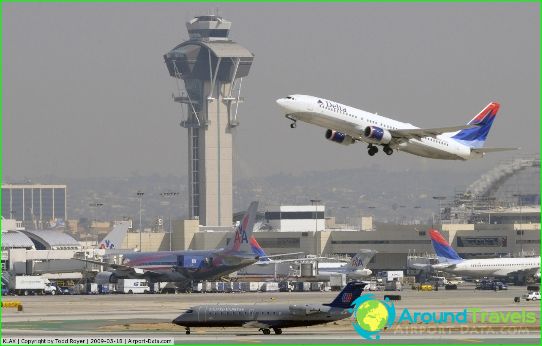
[325,129,355,145]
[364,126,392,144]
[95,271,119,284]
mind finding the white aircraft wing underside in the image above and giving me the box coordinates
[389,125,475,141]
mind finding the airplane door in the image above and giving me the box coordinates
[249,308,255,320]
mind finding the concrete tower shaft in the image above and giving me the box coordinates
[164,15,254,226]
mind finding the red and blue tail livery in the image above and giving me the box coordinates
[451,102,499,148]
[249,236,269,261]
[429,229,463,263]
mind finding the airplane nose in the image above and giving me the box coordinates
[276,98,286,106]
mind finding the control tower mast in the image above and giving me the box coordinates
[164,15,254,226]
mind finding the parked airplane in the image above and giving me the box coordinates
[316,249,376,279]
[98,221,130,250]
[429,229,540,278]
[173,281,366,335]
[76,202,260,289]
[276,95,516,159]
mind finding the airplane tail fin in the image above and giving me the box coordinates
[345,249,377,270]
[325,281,366,309]
[228,201,259,253]
[451,102,499,148]
[429,229,463,263]
[99,221,130,250]
[249,236,269,261]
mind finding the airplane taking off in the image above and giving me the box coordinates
[276,95,517,159]
[173,281,366,335]
[429,229,540,278]
[76,202,260,289]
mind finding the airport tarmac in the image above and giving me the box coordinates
[2,286,540,344]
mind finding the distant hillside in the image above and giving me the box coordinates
[16,167,485,226]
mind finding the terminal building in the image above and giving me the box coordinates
[1,183,67,229]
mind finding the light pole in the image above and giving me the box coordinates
[161,191,179,251]
[310,199,321,233]
[340,206,349,228]
[432,196,447,226]
[88,202,104,247]
[136,191,144,251]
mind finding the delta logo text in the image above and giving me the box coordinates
[349,294,537,340]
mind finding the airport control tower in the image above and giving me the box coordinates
[164,15,254,226]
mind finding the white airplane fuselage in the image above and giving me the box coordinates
[437,256,541,278]
[276,95,482,160]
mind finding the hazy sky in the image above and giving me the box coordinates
[3,2,539,180]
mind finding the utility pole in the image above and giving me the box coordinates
[161,191,179,251]
[136,191,144,251]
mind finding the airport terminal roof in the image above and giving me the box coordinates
[1,231,35,249]
[21,230,80,250]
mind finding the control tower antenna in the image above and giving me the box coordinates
[164,15,254,226]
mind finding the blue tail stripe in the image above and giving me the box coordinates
[431,240,463,261]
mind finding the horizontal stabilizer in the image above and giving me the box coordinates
[471,147,519,154]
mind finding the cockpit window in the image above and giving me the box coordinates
[186,309,193,313]
[286,96,295,100]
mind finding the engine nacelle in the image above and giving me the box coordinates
[95,271,118,284]
[325,129,355,146]
[364,126,392,144]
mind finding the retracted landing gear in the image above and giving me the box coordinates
[383,145,393,156]
[368,144,378,156]
[259,328,271,335]
[185,327,191,335]
[273,328,282,335]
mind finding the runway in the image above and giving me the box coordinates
[2,286,540,344]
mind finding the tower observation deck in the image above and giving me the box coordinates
[164,15,254,226]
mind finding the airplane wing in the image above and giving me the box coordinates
[242,321,271,329]
[261,252,305,259]
[471,147,519,154]
[72,257,161,276]
[432,263,457,270]
[389,125,476,141]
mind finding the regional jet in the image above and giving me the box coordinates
[75,202,260,290]
[429,229,540,278]
[276,95,517,159]
[173,281,366,335]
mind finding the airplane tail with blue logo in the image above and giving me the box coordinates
[227,201,259,253]
[429,229,464,263]
[99,221,130,250]
[325,281,366,309]
[450,102,499,149]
